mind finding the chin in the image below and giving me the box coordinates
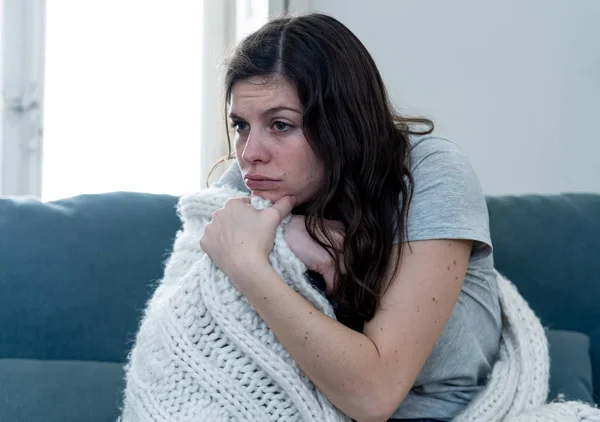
[250,190,282,203]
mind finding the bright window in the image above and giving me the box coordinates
[42,2,205,201]
[236,0,270,43]
[41,1,270,202]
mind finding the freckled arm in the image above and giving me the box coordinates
[231,262,385,422]
[231,239,471,422]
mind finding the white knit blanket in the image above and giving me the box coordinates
[120,187,350,421]
[120,186,600,421]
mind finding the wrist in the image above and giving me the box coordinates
[227,255,273,290]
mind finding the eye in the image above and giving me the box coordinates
[229,120,248,132]
[273,121,292,131]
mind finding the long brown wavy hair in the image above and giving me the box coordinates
[216,13,433,329]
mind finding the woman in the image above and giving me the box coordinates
[202,13,501,422]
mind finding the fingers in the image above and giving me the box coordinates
[270,195,297,220]
[224,196,251,207]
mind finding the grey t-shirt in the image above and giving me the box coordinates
[213,135,502,421]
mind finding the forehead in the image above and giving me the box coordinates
[229,76,301,111]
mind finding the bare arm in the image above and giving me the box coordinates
[230,238,472,422]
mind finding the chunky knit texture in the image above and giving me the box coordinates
[120,187,350,421]
[121,186,600,421]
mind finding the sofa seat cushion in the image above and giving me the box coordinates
[0,331,593,421]
[0,359,124,422]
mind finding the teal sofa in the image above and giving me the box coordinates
[1,191,598,421]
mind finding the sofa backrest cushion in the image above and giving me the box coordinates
[0,192,180,362]
[487,193,600,404]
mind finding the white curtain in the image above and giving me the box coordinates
[200,0,236,188]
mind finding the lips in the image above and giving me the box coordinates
[246,179,279,190]
[244,177,280,190]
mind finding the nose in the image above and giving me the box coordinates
[241,130,270,163]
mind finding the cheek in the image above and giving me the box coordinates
[296,152,325,191]
[309,164,326,191]
[286,150,320,177]
[234,141,244,162]
[307,151,325,180]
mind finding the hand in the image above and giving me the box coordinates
[283,215,345,293]
[200,195,296,284]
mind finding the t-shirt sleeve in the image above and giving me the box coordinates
[396,136,492,259]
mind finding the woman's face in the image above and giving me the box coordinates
[229,76,325,205]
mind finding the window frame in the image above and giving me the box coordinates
[1,0,46,197]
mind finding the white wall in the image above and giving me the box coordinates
[310,0,600,195]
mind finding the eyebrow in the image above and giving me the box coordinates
[228,106,302,120]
